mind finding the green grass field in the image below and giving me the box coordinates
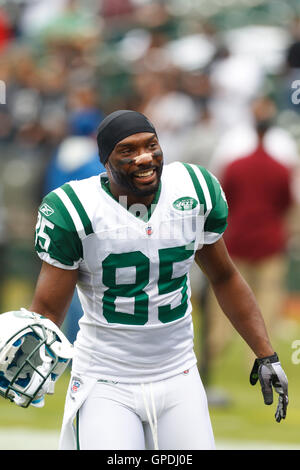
[202,318,300,446]
[0,313,299,449]
[209,338,300,445]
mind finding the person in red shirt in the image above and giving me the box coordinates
[0,8,12,50]
[223,141,292,262]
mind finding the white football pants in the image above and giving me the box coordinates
[77,365,215,450]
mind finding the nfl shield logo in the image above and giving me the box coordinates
[71,377,82,395]
[146,226,153,236]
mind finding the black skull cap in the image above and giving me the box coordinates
[97,110,157,165]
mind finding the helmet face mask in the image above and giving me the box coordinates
[0,310,73,408]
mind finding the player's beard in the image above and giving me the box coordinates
[108,161,163,197]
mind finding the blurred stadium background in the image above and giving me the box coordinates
[0,0,300,450]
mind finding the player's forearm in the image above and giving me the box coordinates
[29,297,67,327]
[211,270,274,358]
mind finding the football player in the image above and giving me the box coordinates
[29,110,288,450]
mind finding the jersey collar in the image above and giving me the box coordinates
[100,173,162,223]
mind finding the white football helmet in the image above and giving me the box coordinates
[0,309,73,408]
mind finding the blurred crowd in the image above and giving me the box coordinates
[0,0,300,379]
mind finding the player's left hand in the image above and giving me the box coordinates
[250,352,288,423]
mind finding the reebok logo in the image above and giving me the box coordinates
[40,203,54,217]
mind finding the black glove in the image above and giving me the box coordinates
[250,352,288,423]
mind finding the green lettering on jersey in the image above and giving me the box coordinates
[158,244,194,323]
[102,244,193,325]
[102,251,149,325]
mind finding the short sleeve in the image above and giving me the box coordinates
[35,191,83,269]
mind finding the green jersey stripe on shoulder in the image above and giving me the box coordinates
[196,166,217,206]
[61,183,94,236]
[36,191,83,265]
[41,191,77,233]
[190,165,213,212]
[54,187,86,239]
[195,165,228,235]
[181,163,207,214]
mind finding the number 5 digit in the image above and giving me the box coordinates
[36,214,54,252]
[158,244,194,323]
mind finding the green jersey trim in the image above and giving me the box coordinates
[144,182,161,222]
[100,176,118,202]
[36,191,83,266]
[182,163,228,237]
[197,166,228,235]
[100,175,162,223]
[61,183,94,236]
[199,167,216,204]
[40,191,77,233]
[181,163,208,214]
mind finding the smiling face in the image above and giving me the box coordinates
[106,132,163,204]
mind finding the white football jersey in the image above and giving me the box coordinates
[35,162,228,382]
